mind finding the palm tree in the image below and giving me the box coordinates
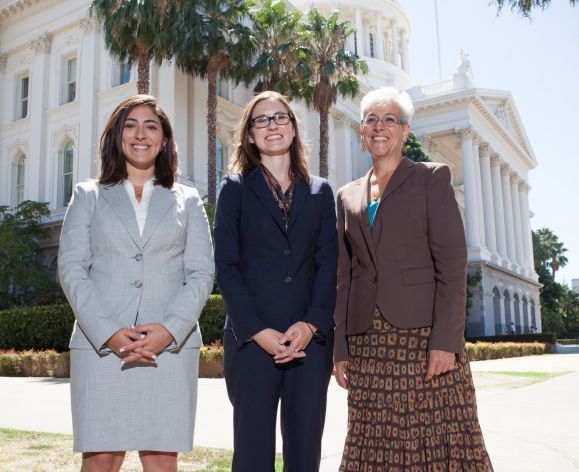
[90,0,174,94]
[298,9,367,178]
[172,0,256,205]
[249,0,303,97]
[532,228,569,277]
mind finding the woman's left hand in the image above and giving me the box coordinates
[121,323,175,365]
[425,349,456,381]
[274,322,316,364]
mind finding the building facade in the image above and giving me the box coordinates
[0,0,541,335]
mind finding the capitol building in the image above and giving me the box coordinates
[0,0,541,336]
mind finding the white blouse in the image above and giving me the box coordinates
[124,179,154,237]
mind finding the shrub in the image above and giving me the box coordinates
[0,297,227,352]
[466,333,556,344]
[465,342,549,361]
[0,349,69,377]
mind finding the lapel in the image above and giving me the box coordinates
[246,169,287,237]
[100,183,142,249]
[355,169,378,270]
[287,177,308,232]
[141,185,177,248]
[371,157,415,243]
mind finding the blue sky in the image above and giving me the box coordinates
[402,0,579,285]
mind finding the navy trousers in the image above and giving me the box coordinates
[224,329,333,472]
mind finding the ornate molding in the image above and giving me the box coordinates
[518,181,530,192]
[510,173,520,184]
[500,163,512,174]
[79,17,98,34]
[0,54,7,73]
[479,143,491,158]
[30,33,51,55]
[455,127,474,141]
[490,154,502,168]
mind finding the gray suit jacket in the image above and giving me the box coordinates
[58,180,215,352]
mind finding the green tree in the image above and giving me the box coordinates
[298,9,367,178]
[403,132,431,163]
[249,0,303,97]
[90,0,174,93]
[0,201,57,309]
[466,269,482,319]
[533,228,568,277]
[172,0,256,205]
[492,0,576,17]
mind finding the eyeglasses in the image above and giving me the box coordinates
[250,112,293,129]
[362,113,407,128]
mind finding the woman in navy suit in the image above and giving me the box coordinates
[214,91,338,472]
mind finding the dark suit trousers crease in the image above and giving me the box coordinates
[224,329,333,472]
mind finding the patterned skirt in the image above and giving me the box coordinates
[340,309,493,472]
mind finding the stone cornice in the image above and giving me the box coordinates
[0,0,42,20]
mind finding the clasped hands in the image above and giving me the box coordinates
[253,321,316,364]
[106,323,174,366]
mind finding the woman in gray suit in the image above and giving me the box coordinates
[58,95,214,472]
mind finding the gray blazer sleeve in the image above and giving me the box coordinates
[58,184,125,351]
[162,187,215,348]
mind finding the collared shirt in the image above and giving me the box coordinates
[260,165,295,232]
[123,178,154,237]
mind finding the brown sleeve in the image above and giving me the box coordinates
[333,188,351,362]
[425,165,468,354]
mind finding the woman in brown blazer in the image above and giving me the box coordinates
[334,87,493,471]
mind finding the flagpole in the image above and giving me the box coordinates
[434,0,443,80]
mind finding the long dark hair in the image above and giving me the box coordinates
[229,91,309,182]
[98,94,178,188]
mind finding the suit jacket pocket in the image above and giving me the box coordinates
[401,267,435,286]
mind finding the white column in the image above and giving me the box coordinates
[490,155,508,262]
[355,8,364,57]
[77,19,99,181]
[400,29,409,73]
[519,181,534,273]
[472,135,486,248]
[479,144,497,255]
[375,14,384,61]
[385,28,392,63]
[390,24,400,67]
[501,164,517,268]
[27,33,51,202]
[458,128,481,248]
[157,62,189,178]
[510,175,525,272]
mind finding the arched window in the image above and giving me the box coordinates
[513,293,521,334]
[493,287,502,335]
[14,154,26,205]
[216,137,224,196]
[522,296,529,333]
[60,141,74,207]
[369,33,375,58]
[503,290,512,330]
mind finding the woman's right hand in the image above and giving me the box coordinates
[106,328,156,365]
[253,328,302,361]
[333,361,349,389]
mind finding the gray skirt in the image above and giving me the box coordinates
[70,347,199,452]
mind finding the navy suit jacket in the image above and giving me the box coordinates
[214,169,338,347]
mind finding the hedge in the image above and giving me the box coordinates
[0,295,227,352]
[466,333,557,344]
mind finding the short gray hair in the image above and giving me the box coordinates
[360,87,415,124]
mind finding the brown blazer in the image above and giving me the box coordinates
[333,157,467,362]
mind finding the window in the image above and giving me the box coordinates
[16,75,29,119]
[113,60,131,87]
[60,141,74,206]
[369,33,375,58]
[217,80,230,100]
[14,154,26,205]
[216,137,224,194]
[63,57,77,104]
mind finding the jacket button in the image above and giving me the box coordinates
[284,249,291,256]
[134,253,143,262]
[284,276,292,283]
[371,276,377,283]
[133,281,143,288]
